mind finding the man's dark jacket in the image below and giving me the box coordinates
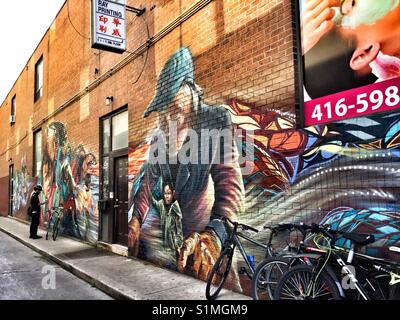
[130,103,245,238]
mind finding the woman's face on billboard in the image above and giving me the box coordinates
[338,0,400,55]
[339,0,399,28]
[336,0,400,71]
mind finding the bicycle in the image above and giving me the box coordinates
[274,224,400,300]
[205,217,311,300]
[205,216,266,300]
[251,223,315,300]
[45,206,65,241]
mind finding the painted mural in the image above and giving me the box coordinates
[127,47,400,294]
[128,48,244,291]
[12,156,32,215]
[12,121,100,243]
[226,100,400,259]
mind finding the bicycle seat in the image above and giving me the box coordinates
[389,246,400,254]
[342,232,375,246]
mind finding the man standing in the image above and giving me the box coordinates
[29,185,45,239]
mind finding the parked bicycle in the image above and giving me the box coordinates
[273,224,400,300]
[205,217,313,300]
[45,206,65,241]
[251,223,315,300]
[205,216,260,300]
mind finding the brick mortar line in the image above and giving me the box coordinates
[32,0,214,132]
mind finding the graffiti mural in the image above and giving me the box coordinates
[226,100,400,263]
[12,156,32,215]
[39,121,100,243]
[11,122,100,243]
[128,47,244,291]
[128,46,400,295]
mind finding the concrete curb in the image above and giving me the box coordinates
[0,224,131,300]
[9,216,97,248]
[0,217,251,300]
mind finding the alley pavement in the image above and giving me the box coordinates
[0,217,250,300]
[0,231,111,300]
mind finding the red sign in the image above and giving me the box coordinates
[304,77,400,126]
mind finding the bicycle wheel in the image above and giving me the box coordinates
[389,283,400,300]
[52,217,61,241]
[274,265,341,300]
[358,272,391,300]
[252,257,290,300]
[205,248,234,300]
[45,212,53,240]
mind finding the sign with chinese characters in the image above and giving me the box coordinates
[91,0,126,53]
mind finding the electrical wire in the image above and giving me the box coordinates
[67,0,90,40]
[130,15,151,86]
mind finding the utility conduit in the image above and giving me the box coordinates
[33,0,214,131]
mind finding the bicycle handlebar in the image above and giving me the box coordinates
[241,224,259,233]
[220,217,342,238]
[264,222,312,233]
[310,223,343,240]
[221,216,259,233]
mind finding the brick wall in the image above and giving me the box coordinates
[1,0,398,297]
[0,175,9,217]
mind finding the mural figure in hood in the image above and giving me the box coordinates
[128,47,245,291]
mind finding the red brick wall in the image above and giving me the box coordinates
[0,176,9,217]
[0,0,398,299]
[0,0,300,295]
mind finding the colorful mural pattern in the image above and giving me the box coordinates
[127,47,400,295]
[12,122,99,243]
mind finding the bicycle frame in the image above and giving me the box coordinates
[46,206,65,240]
[302,239,400,300]
[226,223,311,279]
[233,231,271,277]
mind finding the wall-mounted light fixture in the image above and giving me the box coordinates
[105,96,114,106]
[8,158,13,163]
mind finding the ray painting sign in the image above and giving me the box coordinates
[91,0,126,53]
[298,0,400,126]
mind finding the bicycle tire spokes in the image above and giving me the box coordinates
[252,257,292,300]
[279,269,336,300]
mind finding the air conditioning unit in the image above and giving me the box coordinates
[9,115,16,124]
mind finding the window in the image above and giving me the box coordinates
[100,109,128,199]
[34,56,43,102]
[33,130,42,177]
[10,95,16,125]
[111,111,128,151]
[103,118,110,154]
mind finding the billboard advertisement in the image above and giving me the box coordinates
[299,0,400,126]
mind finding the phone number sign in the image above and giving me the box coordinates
[304,77,400,126]
[91,0,126,53]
